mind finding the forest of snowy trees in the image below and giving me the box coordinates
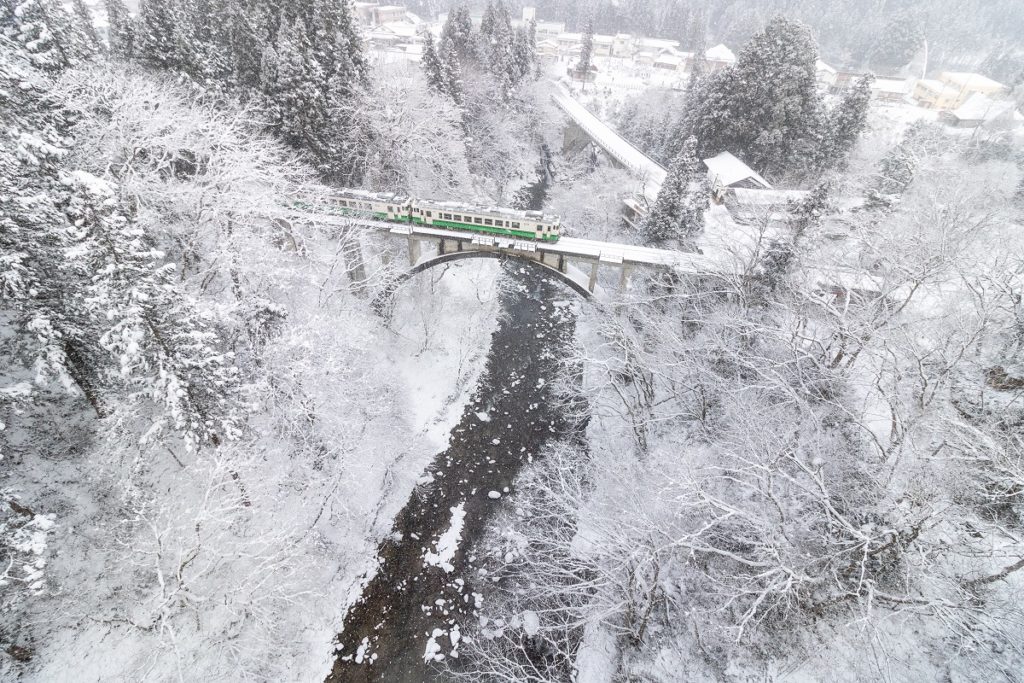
[3,0,1024,681]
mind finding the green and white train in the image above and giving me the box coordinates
[312,188,562,243]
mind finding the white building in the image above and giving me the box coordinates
[704,44,736,72]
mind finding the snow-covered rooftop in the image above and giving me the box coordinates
[654,54,683,67]
[872,78,911,95]
[815,59,836,74]
[636,37,680,50]
[731,188,809,206]
[940,71,1005,91]
[705,44,736,63]
[703,152,770,189]
[949,93,1021,122]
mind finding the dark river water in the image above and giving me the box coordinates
[326,165,580,682]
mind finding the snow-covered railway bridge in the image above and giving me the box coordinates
[316,214,718,299]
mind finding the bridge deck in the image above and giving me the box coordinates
[322,216,721,274]
[551,86,666,201]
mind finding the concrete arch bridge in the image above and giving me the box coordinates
[313,215,717,305]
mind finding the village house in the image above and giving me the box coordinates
[365,20,419,49]
[612,34,634,58]
[534,19,567,39]
[914,78,963,109]
[636,37,682,55]
[354,2,409,26]
[593,34,615,58]
[704,44,736,72]
[939,93,1024,130]
[535,38,560,61]
[916,72,1007,110]
[653,52,685,72]
[703,151,772,202]
[939,72,1006,103]
[871,77,912,104]
[815,60,837,89]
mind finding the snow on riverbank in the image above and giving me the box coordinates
[389,259,503,451]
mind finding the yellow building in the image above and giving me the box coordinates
[912,72,1008,110]
[914,78,964,110]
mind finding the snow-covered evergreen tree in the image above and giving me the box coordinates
[103,0,135,59]
[869,9,924,70]
[682,16,826,179]
[479,1,497,41]
[136,0,192,71]
[640,136,708,245]
[71,0,101,53]
[421,31,444,93]
[821,73,874,171]
[577,19,593,89]
[5,0,94,70]
[440,37,463,106]
[511,25,533,84]
[866,142,917,210]
[441,5,475,64]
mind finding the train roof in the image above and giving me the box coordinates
[415,197,560,223]
[331,188,410,203]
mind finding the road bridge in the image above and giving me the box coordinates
[551,85,665,205]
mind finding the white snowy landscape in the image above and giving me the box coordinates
[2,0,1024,681]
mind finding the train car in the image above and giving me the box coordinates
[410,198,561,243]
[323,189,412,222]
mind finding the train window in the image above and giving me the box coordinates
[387,206,392,212]
[453,215,461,221]
[474,217,482,224]
[484,218,493,226]
[511,222,520,229]
[445,213,453,220]
[426,211,432,217]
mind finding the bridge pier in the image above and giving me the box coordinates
[619,264,633,292]
[407,236,421,266]
[588,261,599,293]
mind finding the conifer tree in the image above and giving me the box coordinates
[230,2,270,89]
[104,0,135,59]
[866,143,917,210]
[512,25,533,83]
[441,5,474,63]
[577,19,594,90]
[137,0,191,71]
[7,0,94,70]
[641,136,709,245]
[869,9,924,70]
[821,74,874,171]
[189,0,234,80]
[272,17,322,148]
[441,37,463,105]
[682,16,825,179]
[483,0,516,97]
[421,31,445,93]
[71,0,102,53]
[479,1,497,40]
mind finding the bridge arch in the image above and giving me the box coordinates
[376,251,593,315]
